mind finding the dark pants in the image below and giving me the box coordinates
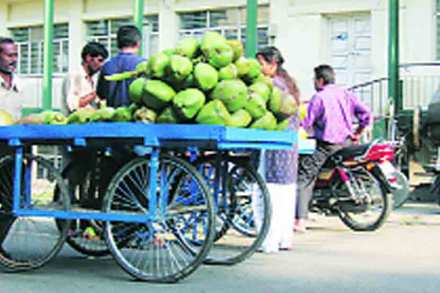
[296,140,349,220]
[0,149,15,251]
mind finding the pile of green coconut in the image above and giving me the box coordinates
[20,31,298,130]
[107,31,297,130]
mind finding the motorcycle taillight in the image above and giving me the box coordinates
[365,144,395,162]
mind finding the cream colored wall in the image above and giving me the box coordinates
[0,0,438,110]
[281,0,388,99]
[400,0,436,62]
[0,1,8,35]
[278,0,436,100]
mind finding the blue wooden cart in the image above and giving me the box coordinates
[0,123,312,283]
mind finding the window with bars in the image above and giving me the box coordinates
[179,6,270,50]
[10,24,69,75]
[86,16,159,58]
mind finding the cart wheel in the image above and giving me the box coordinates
[0,155,70,272]
[102,154,215,283]
[54,157,113,257]
[196,155,271,265]
[194,159,234,242]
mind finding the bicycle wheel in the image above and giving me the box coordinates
[102,154,215,283]
[0,155,70,272]
[195,155,271,265]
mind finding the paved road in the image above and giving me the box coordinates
[1,203,439,293]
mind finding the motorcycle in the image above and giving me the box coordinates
[308,140,398,231]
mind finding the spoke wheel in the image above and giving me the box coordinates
[337,167,392,231]
[102,154,215,283]
[0,155,70,272]
[196,155,271,265]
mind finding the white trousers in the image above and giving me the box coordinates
[253,183,296,253]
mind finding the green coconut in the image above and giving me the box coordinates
[254,74,274,90]
[218,64,238,81]
[175,37,200,59]
[172,88,206,120]
[245,93,267,119]
[206,42,234,69]
[146,52,171,79]
[142,79,176,111]
[112,107,133,122]
[194,63,219,91]
[269,86,282,113]
[236,57,262,83]
[226,109,252,128]
[226,39,244,62]
[170,55,193,81]
[249,81,271,103]
[157,106,181,124]
[129,77,147,104]
[276,118,291,131]
[133,107,157,124]
[211,79,249,112]
[196,100,231,126]
[250,112,277,130]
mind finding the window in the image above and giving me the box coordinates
[86,16,159,58]
[10,24,69,75]
[179,6,270,50]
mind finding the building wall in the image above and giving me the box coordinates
[0,0,437,112]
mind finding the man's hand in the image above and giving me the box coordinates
[350,133,362,144]
[79,91,97,108]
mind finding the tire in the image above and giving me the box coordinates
[54,158,111,257]
[392,170,411,209]
[195,155,271,265]
[102,154,215,283]
[0,155,70,272]
[337,167,392,232]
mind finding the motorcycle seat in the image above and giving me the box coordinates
[331,144,371,161]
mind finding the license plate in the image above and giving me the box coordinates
[379,161,396,177]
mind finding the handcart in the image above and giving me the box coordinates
[0,123,304,283]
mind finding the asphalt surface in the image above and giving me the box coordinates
[1,203,439,293]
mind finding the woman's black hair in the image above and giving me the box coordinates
[256,46,300,104]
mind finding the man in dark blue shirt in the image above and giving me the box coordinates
[97,25,145,107]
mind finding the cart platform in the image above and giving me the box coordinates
[0,123,305,151]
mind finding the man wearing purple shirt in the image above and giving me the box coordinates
[294,64,372,232]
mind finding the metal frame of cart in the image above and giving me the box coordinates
[0,123,313,282]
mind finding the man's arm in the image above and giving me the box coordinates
[300,95,324,135]
[78,92,97,108]
[63,75,96,112]
[349,91,372,141]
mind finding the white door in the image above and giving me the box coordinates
[328,14,372,87]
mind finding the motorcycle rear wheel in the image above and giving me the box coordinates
[336,167,392,232]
